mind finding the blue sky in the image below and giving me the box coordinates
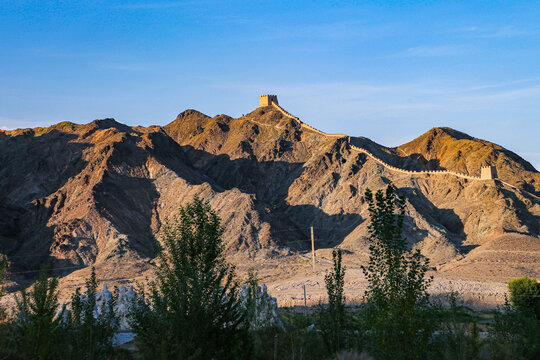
[1,1,539,169]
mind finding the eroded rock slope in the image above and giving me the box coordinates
[1,106,539,285]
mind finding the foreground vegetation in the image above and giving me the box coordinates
[1,192,539,359]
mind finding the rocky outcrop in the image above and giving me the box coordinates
[238,283,283,330]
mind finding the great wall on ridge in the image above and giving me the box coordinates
[256,95,540,203]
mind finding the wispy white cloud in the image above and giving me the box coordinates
[464,77,540,91]
[454,26,480,33]
[390,45,467,58]
[100,64,148,72]
[27,48,100,59]
[213,78,540,110]
[453,25,538,38]
[115,1,209,10]
[454,84,540,103]
[260,20,395,41]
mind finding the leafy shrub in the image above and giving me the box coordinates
[508,276,540,319]
[277,310,327,360]
[486,300,540,360]
[437,292,482,360]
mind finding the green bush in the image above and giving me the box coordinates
[486,300,540,360]
[508,276,540,319]
[277,310,327,360]
[131,197,250,359]
[437,292,482,360]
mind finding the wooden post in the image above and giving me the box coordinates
[303,284,307,318]
[274,334,278,360]
[311,226,315,271]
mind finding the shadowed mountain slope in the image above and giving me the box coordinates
[0,106,538,287]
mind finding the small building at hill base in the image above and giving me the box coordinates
[481,166,497,180]
[259,95,279,107]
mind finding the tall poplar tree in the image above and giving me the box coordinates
[361,184,435,360]
[132,197,249,359]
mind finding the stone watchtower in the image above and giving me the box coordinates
[259,95,279,107]
[480,165,497,180]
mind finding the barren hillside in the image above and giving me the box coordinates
[0,105,538,301]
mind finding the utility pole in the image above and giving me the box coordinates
[303,284,307,318]
[274,335,278,360]
[311,226,315,271]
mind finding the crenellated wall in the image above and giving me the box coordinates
[347,144,481,180]
[263,100,540,205]
[271,102,346,137]
[270,102,493,181]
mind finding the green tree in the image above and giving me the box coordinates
[508,276,540,318]
[361,184,436,360]
[131,197,249,359]
[438,292,482,360]
[326,249,346,325]
[65,266,117,360]
[0,257,7,323]
[486,300,540,360]
[12,266,65,360]
[1,257,28,360]
[0,257,12,355]
[320,249,347,353]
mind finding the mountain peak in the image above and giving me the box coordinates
[175,109,209,120]
[398,125,538,178]
[425,127,474,141]
[89,118,130,131]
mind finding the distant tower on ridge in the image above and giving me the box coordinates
[259,94,279,107]
[480,165,497,180]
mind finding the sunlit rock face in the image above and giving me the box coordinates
[113,285,137,330]
[56,284,137,331]
[238,283,283,331]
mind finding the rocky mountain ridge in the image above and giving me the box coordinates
[1,105,539,288]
